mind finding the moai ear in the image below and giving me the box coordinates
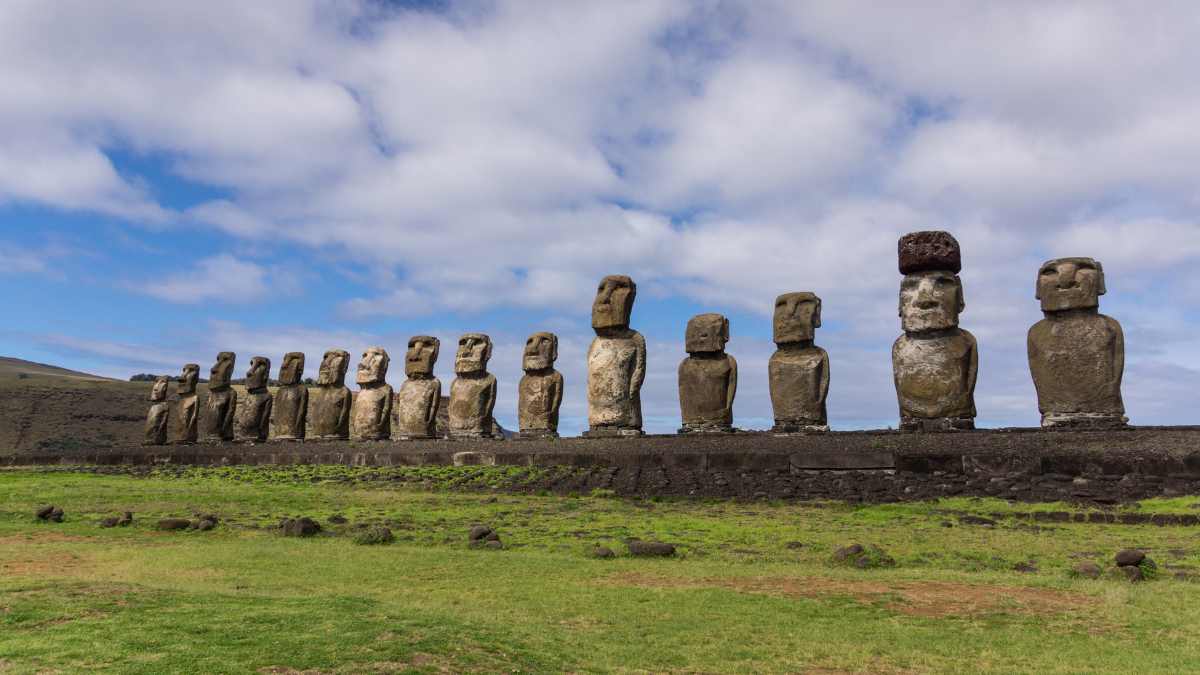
[550,334,559,361]
[430,338,440,361]
[1095,260,1107,296]
[956,275,966,313]
[721,316,730,342]
[813,298,822,329]
[484,338,493,362]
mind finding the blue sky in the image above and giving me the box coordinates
[2,1,1199,435]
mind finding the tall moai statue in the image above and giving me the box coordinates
[769,292,830,432]
[143,376,170,445]
[201,352,237,442]
[584,275,646,437]
[235,356,273,442]
[393,336,442,439]
[892,231,978,431]
[170,363,200,444]
[350,347,393,441]
[678,313,737,433]
[271,352,307,441]
[449,333,497,439]
[1028,257,1127,428]
[309,349,352,440]
[518,332,564,438]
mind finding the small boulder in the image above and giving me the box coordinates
[627,540,675,557]
[1119,565,1144,582]
[328,514,348,525]
[468,525,493,543]
[590,546,616,559]
[99,516,121,528]
[157,518,191,531]
[195,519,217,532]
[1013,561,1038,573]
[1115,549,1145,567]
[353,526,395,546]
[832,543,895,569]
[833,544,865,563]
[959,515,997,526]
[118,512,133,527]
[35,505,55,520]
[484,540,504,550]
[1070,562,1102,579]
[280,517,322,537]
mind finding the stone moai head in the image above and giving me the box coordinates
[246,356,271,390]
[209,352,236,390]
[591,275,636,331]
[898,231,964,333]
[279,352,305,385]
[150,376,169,402]
[178,364,199,395]
[405,336,440,378]
[1037,257,1105,312]
[685,313,729,355]
[523,332,558,371]
[773,292,821,345]
[455,333,492,375]
[316,349,349,387]
[355,347,390,386]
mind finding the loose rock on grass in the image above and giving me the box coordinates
[590,545,616,559]
[468,525,502,548]
[157,518,191,531]
[832,543,895,569]
[1070,562,1103,579]
[627,540,675,557]
[35,505,64,523]
[99,512,133,528]
[353,526,395,546]
[280,517,322,537]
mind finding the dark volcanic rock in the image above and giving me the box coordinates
[1115,549,1146,567]
[328,514,348,524]
[833,543,895,569]
[468,525,493,543]
[1119,565,1144,582]
[353,526,395,545]
[628,540,676,557]
[280,517,321,537]
[157,518,191,531]
[898,230,961,274]
[35,505,64,522]
[194,519,216,531]
[1070,562,1102,579]
[1013,561,1038,573]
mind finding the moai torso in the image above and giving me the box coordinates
[271,352,307,440]
[235,357,272,442]
[449,333,497,438]
[678,355,736,430]
[769,292,829,431]
[170,364,200,444]
[394,378,441,438]
[309,349,351,440]
[350,347,392,441]
[586,331,646,430]
[518,331,563,437]
[201,352,237,442]
[144,377,170,445]
[892,330,977,422]
[1027,257,1125,427]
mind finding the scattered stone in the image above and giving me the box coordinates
[157,518,191,531]
[1119,565,1144,582]
[280,517,322,537]
[353,526,395,546]
[35,505,64,522]
[328,514,348,525]
[484,539,504,550]
[785,541,805,550]
[590,545,616,559]
[194,519,216,531]
[1070,562,1102,579]
[959,515,997,526]
[833,543,895,569]
[628,540,676,557]
[1013,561,1038,573]
[1115,549,1145,567]
[118,511,133,526]
[940,521,954,528]
[468,525,493,542]
[100,516,121,528]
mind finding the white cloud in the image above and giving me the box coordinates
[134,254,299,305]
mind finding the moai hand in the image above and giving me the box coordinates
[449,334,497,439]
[393,336,442,439]
[769,292,830,432]
[584,275,646,437]
[678,313,737,433]
[350,347,392,441]
[518,332,563,438]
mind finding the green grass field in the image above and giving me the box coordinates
[2,467,1200,674]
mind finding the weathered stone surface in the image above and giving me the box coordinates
[393,336,441,439]
[170,363,200,444]
[144,376,170,445]
[449,334,497,439]
[769,293,829,432]
[628,540,675,557]
[518,332,563,438]
[892,233,977,431]
[586,275,645,437]
[309,349,352,440]
[36,505,64,522]
[1115,548,1145,567]
[350,347,393,441]
[200,352,237,442]
[157,517,191,531]
[235,356,272,442]
[1071,562,1103,579]
[271,352,307,441]
[679,313,736,433]
[280,517,321,537]
[898,230,962,274]
[1028,257,1127,429]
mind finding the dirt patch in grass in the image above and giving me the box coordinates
[0,532,93,544]
[0,550,86,576]
[608,572,1096,619]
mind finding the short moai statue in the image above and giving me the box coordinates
[518,332,564,439]
[350,347,393,441]
[201,352,237,442]
[143,376,170,445]
[308,349,352,440]
[584,275,646,437]
[235,356,273,442]
[769,292,830,432]
[393,336,441,439]
[170,363,200,444]
[1028,257,1127,428]
[271,352,307,441]
[449,333,497,439]
[892,231,978,431]
[678,313,737,433]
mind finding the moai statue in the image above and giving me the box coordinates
[200,352,237,442]
[308,349,352,440]
[235,356,273,442]
[678,313,737,433]
[350,347,393,441]
[170,363,200,444]
[143,376,170,445]
[1028,257,1127,428]
[892,231,978,431]
[518,332,564,438]
[584,275,646,437]
[769,292,830,432]
[393,336,442,440]
[271,352,307,441]
[449,333,497,439]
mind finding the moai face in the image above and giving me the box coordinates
[523,332,558,371]
[150,376,169,402]
[246,356,271,390]
[209,352,235,390]
[178,364,199,395]
[317,349,349,386]
[405,336,440,378]
[773,292,821,345]
[899,271,964,333]
[1037,257,1105,312]
[455,333,492,375]
[685,313,729,354]
[591,275,636,331]
[356,347,390,386]
[279,352,305,385]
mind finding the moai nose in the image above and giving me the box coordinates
[1057,264,1078,289]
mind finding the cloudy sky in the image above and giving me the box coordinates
[2,1,1198,434]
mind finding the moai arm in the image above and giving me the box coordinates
[337,389,352,432]
[965,331,979,417]
[376,390,392,430]
[424,382,441,427]
[551,371,564,415]
[631,332,647,393]
[183,400,197,430]
[485,376,498,421]
[726,354,738,413]
[1111,317,1125,386]
[819,348,831,404]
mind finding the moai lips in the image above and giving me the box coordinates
[449,334,497,439]
[394,336,441,439]
[678,313,737,433]
[350,347,392,441]
[518,332,563,438]
[585,275,646,437]
[769,292,830,432]
[309,349,351,440]
[271,352,307,440]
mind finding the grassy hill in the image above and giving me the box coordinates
[0,356,119,381]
